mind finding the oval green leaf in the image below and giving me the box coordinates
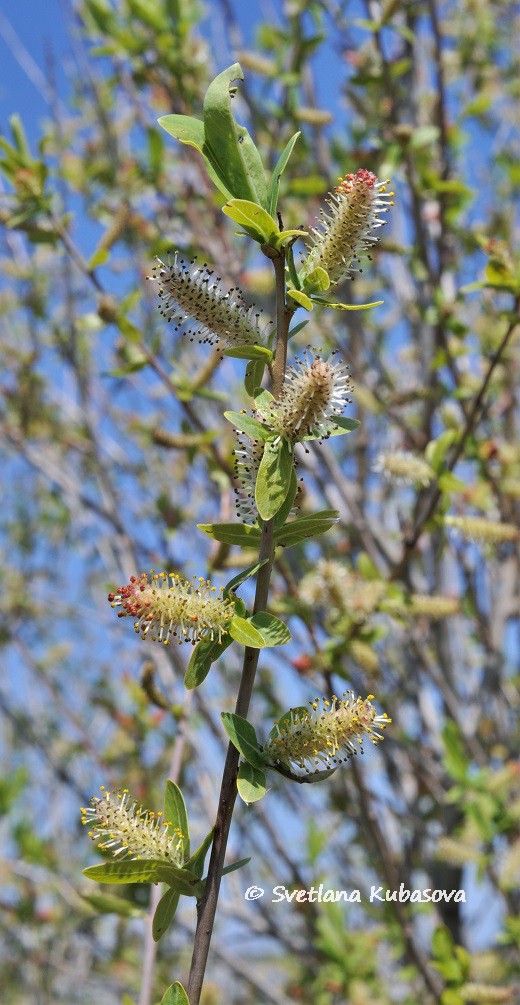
[237,762,267,803]
[153,887,180,942]
[249,612,291,646]
[228,615,266,649]
[287,288,313,311]
[163,780,189,858]
[160,982,190,1005]
[184,634,233,690]
[222,199,278,243]
[221,712,265,768]
[255,438,294,521]
[197,522,262,547]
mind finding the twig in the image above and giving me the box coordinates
[186,248,293,1004]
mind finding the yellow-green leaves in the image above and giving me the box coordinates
[267,130,301,215]
[302,266,330,293]
[184,635,233,690]
[222,198,307,249]
[228,612,291,649]
[160,983,190,1005]
[287,288,314,311]
[163,781,190,858]
[222,198,278,242]
[221,712,265,769]
[153,888,180,943]
[159,64,267,207]
[237,762,267,804]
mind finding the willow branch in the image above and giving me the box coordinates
[186,247,293,1004]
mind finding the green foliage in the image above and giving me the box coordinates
[153,887,180,942]
[221,713,265,769]
[255,437,294,520]
[237,762,267,803]
[164,780,190,857]
[160,983,190,1005]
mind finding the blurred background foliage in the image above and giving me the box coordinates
[0,1,518,1003]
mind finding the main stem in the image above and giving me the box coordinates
[186,250,291,1004]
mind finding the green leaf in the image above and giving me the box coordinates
[288,319,310,340]
[311,296,383,311]
[153,887,180,942]
[249,612,291,646]
[255,438,293,520]
[220,856,252,876]
[221,712,265,768]
[223,344,273,362]
[184,827,215,880]
[287,288,313,311]
[163,781,189,858]
[426,430,458,472]
[222,199,278,243]
[274,510,339,547]
[83,859,164,885]
[158,114,231,199]
[253,386,275,419]
[357,552,380,580]
[303,416,360,440]
[274,465,298,529]
[228,615,266,648]
[438,471,466,493]
[432,925,455,961]
[81,892,144,918]
[184,634,233,690]
[197,522,262,547]
[224,559,269,599]
[442,722,468,782]
[203,64,268,207]
[244,358,266,397]
[267,131,300,216]
[237,763,267,803]
[160,982,190,1005]
[155,865,202,897]
[302,266,330,292]
[223,410,271,441]
[271,228,308,250]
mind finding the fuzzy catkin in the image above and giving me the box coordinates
[108,571,235,646]
[302,169,394,286]
[149,254,272,348]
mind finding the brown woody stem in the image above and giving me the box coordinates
[186,247,294,1004]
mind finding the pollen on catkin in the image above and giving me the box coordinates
[373,450,435,487]
[148,254,272,349]
[263,692,390,777]
[265,349,353,443]
[81,788,184,863]
[301,168,394,286]
[444,515,519,544]
[108,571,235,646]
